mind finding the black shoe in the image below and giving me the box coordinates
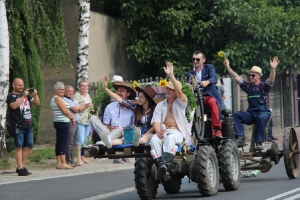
[16,168,19,173]
[266,138,272,142]
[23,167,32,175]
[256,142,264,151]
[235,136,246,147]
[17,167,31,176]
[270,136,278,140]
[158,164,167,180]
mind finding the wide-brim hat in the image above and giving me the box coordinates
[249,66,263,76]
[112,82,136,100]
[136,86,157,106]
[166,80,182,90]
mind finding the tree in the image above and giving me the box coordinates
[77,0,91,89]
[0,0,9,158]
[94,0,300,77]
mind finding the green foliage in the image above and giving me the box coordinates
[6,0,68,143]
[0,159,10,170]
[95,0,300,77]
[28,148,56,162]
[92,80,115,114]
[181,82,197,122]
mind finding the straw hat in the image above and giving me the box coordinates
[249,66,263,76]
[112,82,136,100]
[166,80,182,90]
[135,86,157,106]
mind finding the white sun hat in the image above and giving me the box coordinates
[111,75,124,83]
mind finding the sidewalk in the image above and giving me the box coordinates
[1,126,299,186]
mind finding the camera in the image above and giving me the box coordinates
[28,88,35,93]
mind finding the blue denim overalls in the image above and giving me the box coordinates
[233,83,270,143]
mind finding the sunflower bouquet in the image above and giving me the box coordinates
[132,80,140,91]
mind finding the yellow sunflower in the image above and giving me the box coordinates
[217,50,226,58]
[132,80,140,91]
[158,79,168,87]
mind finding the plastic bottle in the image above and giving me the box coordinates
[251,170,260,177]
[160,124,167,141]
[113,120,119,129]
[170,145,178,155]
[150,149,158,159]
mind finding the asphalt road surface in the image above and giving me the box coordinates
[1,160,300,200]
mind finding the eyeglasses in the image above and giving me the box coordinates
[248,74,259,78]
[192,58,201,62]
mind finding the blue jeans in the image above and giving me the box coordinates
[77,123,90,145]
[13,127,34,148]
[233,111,270,143]
[54,122,70,156]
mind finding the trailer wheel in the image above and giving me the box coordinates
[134,157,158,200]
[162,176,182,194]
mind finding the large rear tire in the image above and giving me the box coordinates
[162,176,182,194]
[219,141,240,191]
[195,145,219,197]
[134,157,158,200]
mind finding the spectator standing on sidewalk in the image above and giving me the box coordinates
[63,85,81,167]
[7,78,40,176]
[73,80,93,165]
[50,82,75,170]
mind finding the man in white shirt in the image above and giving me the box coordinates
[89,80,135,163]
[150,62,190,180]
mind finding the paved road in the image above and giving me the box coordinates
[0,126,299,200]
[1,158,300,200]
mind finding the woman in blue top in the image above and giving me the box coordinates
[98,76,157,148]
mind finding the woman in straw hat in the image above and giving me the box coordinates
[94,76,157,148]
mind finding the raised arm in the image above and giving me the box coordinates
[164,62,186,102]
[223,59,241,82]
[269,56,279,85]
[103,76,122,103]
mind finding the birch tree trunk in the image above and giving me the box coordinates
[0,0,10,157]
[76,0,90,90]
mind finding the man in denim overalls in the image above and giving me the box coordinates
[223,57,279,150]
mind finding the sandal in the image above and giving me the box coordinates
[122,158,130,163]
[83,160,91,164]
[76,162,84,166]
[113,159,125,164]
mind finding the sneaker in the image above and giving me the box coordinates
[99,131,112,148]
[17,167,31,176]
[256,142,264,151]
[16,168,19,173]
[235,135,246,147]
[133,127,141,146]
[113,159,125,164]
[23,167,32,175]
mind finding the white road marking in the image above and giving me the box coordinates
[283,193,300,200]
[265,187,300,200]
[81,187,136,200]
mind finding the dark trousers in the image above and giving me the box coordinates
[66,122,78,163]
[54,122,70,156]
[233,111,270,143]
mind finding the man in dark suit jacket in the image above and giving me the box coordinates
[186,50,223,138]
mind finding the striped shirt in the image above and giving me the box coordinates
[50,96,71,122]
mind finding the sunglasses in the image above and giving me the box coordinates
[192,58,201,62]
[248,74,259,78]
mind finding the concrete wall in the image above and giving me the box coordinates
[37,1,139,144]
